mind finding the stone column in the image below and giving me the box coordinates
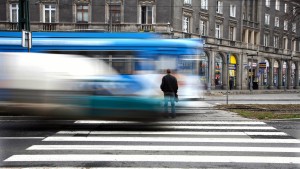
[287,60,292,89]
[278,60,283,89]
[268,59,274,89]
[295,61,299,89]
[236,53,242,90]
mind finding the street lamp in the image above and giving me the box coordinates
[247,53,257,92]
[204,46,218,93]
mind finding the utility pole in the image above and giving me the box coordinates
[19,0,31,52]
[18,0,30,31]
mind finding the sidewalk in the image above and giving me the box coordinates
[204,89,300,96]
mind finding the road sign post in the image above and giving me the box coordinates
[22,30,31,52]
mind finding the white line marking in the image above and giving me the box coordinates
[75,120,266,125]
[5,154,300,163]
[0,137,44,139]
[56,131,288,136]
[157,126,276,130]
[43,136,300,143]
[245,132,288,136]
[27,145,300,152]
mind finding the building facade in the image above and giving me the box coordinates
[0,0,299,91]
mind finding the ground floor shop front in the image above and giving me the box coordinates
[198,46,300,91]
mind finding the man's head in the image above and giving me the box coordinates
[166,69,171,74]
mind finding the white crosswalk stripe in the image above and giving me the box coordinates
[4,120,300,167]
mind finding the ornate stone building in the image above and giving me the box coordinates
[0,0,299,90]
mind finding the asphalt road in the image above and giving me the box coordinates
[0,106,299,169]
[202,93,300,105]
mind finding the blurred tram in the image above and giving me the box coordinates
[0,31,204,120]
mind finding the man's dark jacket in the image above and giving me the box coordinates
[160,74,178,94]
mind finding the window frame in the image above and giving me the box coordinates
[215,23,222,39]
[292,23,296,33]
[76,4,89,23]
[264,34,269,47]
[216,1,223,14]
[265,14,270,25]
[109,4,121,23]
[266,0,270,7]
[200,20,208,36]
[230,4,236,17]
[184,0,192,5]
[229,26,236,41]
[140,5,153,24]
[201,0,208,10]
[43,4,56,23]
[284,20,288,30]
[274,35,279,48]
[10,3,19,22]
[275,0,280,11]
[183,16,190,33]
[275,17,279,27]
[284,3,288,13]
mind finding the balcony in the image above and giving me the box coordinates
[8,22,18,31]
[42,23,57,31]
[0,22,174,35]
[243,20,259,29]
[138,24,155,32]
[230,41,236,47]
[75,23,89,31]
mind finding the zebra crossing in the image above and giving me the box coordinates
[4,120,300,168]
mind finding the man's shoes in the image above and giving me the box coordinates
[171,114,176,118]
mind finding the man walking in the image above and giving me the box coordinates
[160,69,178,118]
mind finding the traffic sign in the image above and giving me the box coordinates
[259,62,266,68]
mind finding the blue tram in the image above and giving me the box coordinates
[0,31,204,120]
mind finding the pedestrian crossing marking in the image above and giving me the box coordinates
[56,131,288,136]
[74,120,266,125]
[42,136,300,143]
[5,154,300,164]
[27,145,300,152]
[4,119,300,166]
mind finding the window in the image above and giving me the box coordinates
[264,34,269,46]
[292,40,296,51]
[274,36,279,48]
[293,7,296,15]
[265,14,270,25]
[141,6,153,24]
[200,20,208,36]
[43,4,56,23]
[76,5,89,23]
[110,5,121,23]
[184,0,192,5]
[229,26,236,41]
[275,0,280,11]
[215,24,222,38]
[283,37,288,49]
[284,3,288,13]
[230,4,236,17]
[275,17,279,27]
[266,0,270,7]
[284,20,288,30]
[292,23,296,33]
[183,16,190,33]
[201,0,208,10]
[10,3,19,22]
[216,1,223,14]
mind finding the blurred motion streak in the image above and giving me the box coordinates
[0,53,162,121]
[0,32,204,120]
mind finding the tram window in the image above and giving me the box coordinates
[49,50,136,74]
